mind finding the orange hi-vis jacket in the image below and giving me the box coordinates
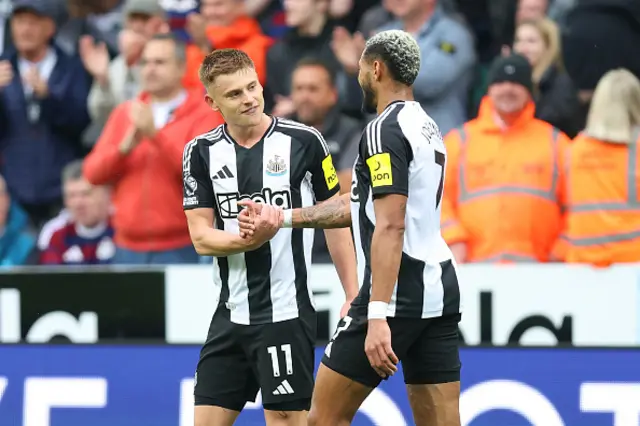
[553,131,640,265]
[441,97,570,262]
[183,16,273,89]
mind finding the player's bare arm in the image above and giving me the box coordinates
[237,192,351,235]
[365,193,405,378]
[185,207,279,256]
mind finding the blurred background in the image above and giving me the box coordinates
[1,0,640,424]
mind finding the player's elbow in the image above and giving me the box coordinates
[376,218,405,235]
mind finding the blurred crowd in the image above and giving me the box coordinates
[0,0,639,267]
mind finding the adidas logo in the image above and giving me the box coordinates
[272,379,295,395]
[213,165,234,179]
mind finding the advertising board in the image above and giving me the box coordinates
[0,345,639,425]
[165,264,640,345]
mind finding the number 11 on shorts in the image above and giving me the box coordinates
[267,344,293,377]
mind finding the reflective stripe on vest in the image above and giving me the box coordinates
[474,252,538,262]
[561,129,640,247]
[456,126,560,203]
[566,131,640,213]
[561,229,640,246]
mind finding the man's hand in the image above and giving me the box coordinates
[365,319,398,378]
[186,13,210,51]
[118,29,147,66]
[238,200,281,238]
[79,35,110,85]
[0,60,14,88]
[24,67,48,98]
[242,202,282,249]
[331,27,365,75]
[129,100,156,138]
[271,95,296,118]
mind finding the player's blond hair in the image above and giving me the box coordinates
[363,29,421,86]
[199,49,255,87]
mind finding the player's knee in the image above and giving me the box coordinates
[308,407,350,426]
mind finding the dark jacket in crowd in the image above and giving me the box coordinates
[535,66,581,138]
[0,45,91,207]
[562,0,640,90]
[266,20,362,115]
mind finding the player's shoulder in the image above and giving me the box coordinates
[183,125,226,159]
[275,117,330,152]
[189,124,226,147]
[275,117,323,141]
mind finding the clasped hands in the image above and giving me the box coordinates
[237,200,283,247]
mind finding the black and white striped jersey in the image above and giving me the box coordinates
[350,100,462,319]
[182,117,340,325]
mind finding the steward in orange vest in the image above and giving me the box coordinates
[441,54,570,263]
[554,69,640,266]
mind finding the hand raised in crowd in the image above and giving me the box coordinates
[331,26,366,75]
[271,95,296,118]
[79,35,110,85]
[23,67,48,98]
[129,100,156,138]
[0,60,13,88]
[118,29,147,67]
[238,200,282,249]
[186,12,210,51]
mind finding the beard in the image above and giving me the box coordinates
[361,83,377,114]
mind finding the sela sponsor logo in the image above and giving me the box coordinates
[0,289,98,343]
[216,188,292,219]
[321,155,338,190]
[459,291,573,346]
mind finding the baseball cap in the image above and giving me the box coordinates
[123,0,165,17]
[12,0,57,20]
[488,53,534,94]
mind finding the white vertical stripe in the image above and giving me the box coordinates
[422,262,444,318]
[350,167,366,290]
[300,172,316,309]
[209,142,250,325]
[263,133,297,322]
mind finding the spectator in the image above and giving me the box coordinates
[441,54,569,263]
[183,0,273,88]
[0,0,11,55]
[162,0,199,42]
[555,69,640,266]
[57,0,123,58]
[516,0,549,23]
[80,0,168,144]
[267,0,349,117]
[83,34,223,265]
[39,160,114,265]
[288,57,362,263]
[561,0,640,127]
[0,0,91,228]
[513,18,580,137]
[373,0,476,135]
[0,175,35,266]
[357,1,392,38]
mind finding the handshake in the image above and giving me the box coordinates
[237,200,286,248]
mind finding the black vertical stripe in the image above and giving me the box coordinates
[290,143,314,320]
[203,143,230,319]
[441,260,461,316]
[235,143,274,324]
[395,253,425,318]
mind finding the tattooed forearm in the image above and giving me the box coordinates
[292,193,352,228]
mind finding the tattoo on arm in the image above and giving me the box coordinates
[294,194,352,228]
